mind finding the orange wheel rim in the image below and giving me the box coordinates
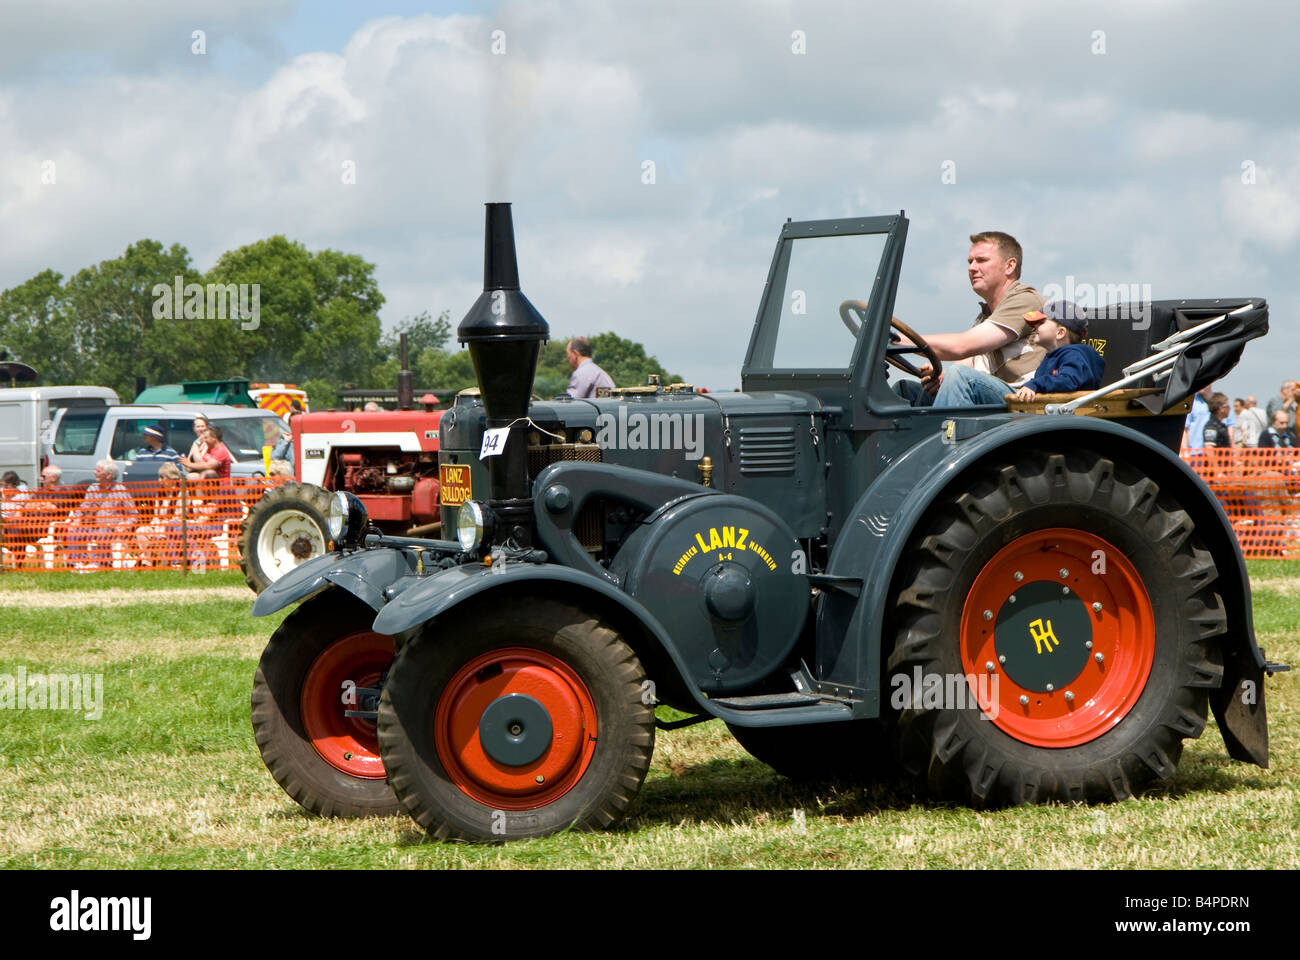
[301,632,395,778]
[959,528,1155,748]
[435,647,598,810]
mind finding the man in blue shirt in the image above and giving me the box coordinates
[1183,386,1214,450]
[134,425,180,463]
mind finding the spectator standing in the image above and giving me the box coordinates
[1202,394,1232,448]
[1236,397,1267,447]
[1183,385,1214,449]
[565,337,616,398]
[1266,381,1297,431]
[1258,410,1299,449]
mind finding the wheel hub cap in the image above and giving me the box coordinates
[961,529,1155,748]
[478,693,554,766]
[301,631,395,778]
[436,647,598,810]
[993,580,1092,692]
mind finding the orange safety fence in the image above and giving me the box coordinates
[0,477,289,573]
[1180,447,1300,559]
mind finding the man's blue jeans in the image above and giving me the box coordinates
[896,364,1012,407]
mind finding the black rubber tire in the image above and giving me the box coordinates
[377,599,655,841]
[238,481,333,593]
[251,589,403,818]
[727,719,898,782]
[888,450,1226,806]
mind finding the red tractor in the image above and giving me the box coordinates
[238,354,451,592]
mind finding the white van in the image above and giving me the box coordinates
[0,386,120,487]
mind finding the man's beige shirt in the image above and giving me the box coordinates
[968,280,1047,387]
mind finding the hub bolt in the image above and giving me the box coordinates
[1064,691,1075,703]
[998,655,1007,664]
[983,610,993,620]
[1008,594,1017,603]
[1019,695,1029,707]
[1092,602,1103,612]
[509,724,522,736]
[1063,586,1070,595]
[1045,683,1054,692]
[535,775,546,784]
[985,661,995,673]
[1085,640,1093,649]
[1095,653,1105,664]
[1014,571,1024,582]
[1059,568,1069,579]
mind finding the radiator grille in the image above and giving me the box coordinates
[529,442,603,550]
[738,426,796,475]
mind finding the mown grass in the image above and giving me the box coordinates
[0,563,1296,869]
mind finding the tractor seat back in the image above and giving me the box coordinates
[1080,302,1177,384]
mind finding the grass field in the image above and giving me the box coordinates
[1,563,1297,869]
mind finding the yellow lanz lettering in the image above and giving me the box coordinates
[1029,617,1059,655]
[736,528,748,549]
[672,544,699,575]
[746,539,777,571]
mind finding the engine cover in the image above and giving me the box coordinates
[612,495,807,694]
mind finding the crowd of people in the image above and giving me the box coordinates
[1184,382,1299,450]
[0,417,264,571]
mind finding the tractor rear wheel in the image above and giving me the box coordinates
[238,481,333,593]
[727,719,897,782]
[251,589,402,818]
[377,600,655,841]
[888,450,1225,806]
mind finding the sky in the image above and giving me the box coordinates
[1,0,1297,401]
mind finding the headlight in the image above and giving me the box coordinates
[328,491,368,547]
[457,500,494,553]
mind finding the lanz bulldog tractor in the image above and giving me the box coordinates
[250,203,1282,840]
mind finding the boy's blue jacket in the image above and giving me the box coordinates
[1023,343,1106,393]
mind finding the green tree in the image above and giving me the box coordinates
[204,237,385,390]
[0,269,82,383]
[63,240,211,399]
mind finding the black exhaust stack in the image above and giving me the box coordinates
[457,202,549,543]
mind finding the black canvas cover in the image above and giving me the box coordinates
[1088,299,1267,413]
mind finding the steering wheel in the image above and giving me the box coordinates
[838,300,942,380]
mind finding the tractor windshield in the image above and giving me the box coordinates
[754,231,889,370]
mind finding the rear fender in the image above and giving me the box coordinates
[820,415,1269,764]
[251,547,416,616]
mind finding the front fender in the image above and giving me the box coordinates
[371,560,849,727]
[818,414,1269,763]
[251,547,416,617]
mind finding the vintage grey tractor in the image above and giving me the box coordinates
[250,203,1283,839]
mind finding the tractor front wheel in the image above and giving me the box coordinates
[251,589,402,817]
[888,450,1225,805]
[377,600,655,841]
